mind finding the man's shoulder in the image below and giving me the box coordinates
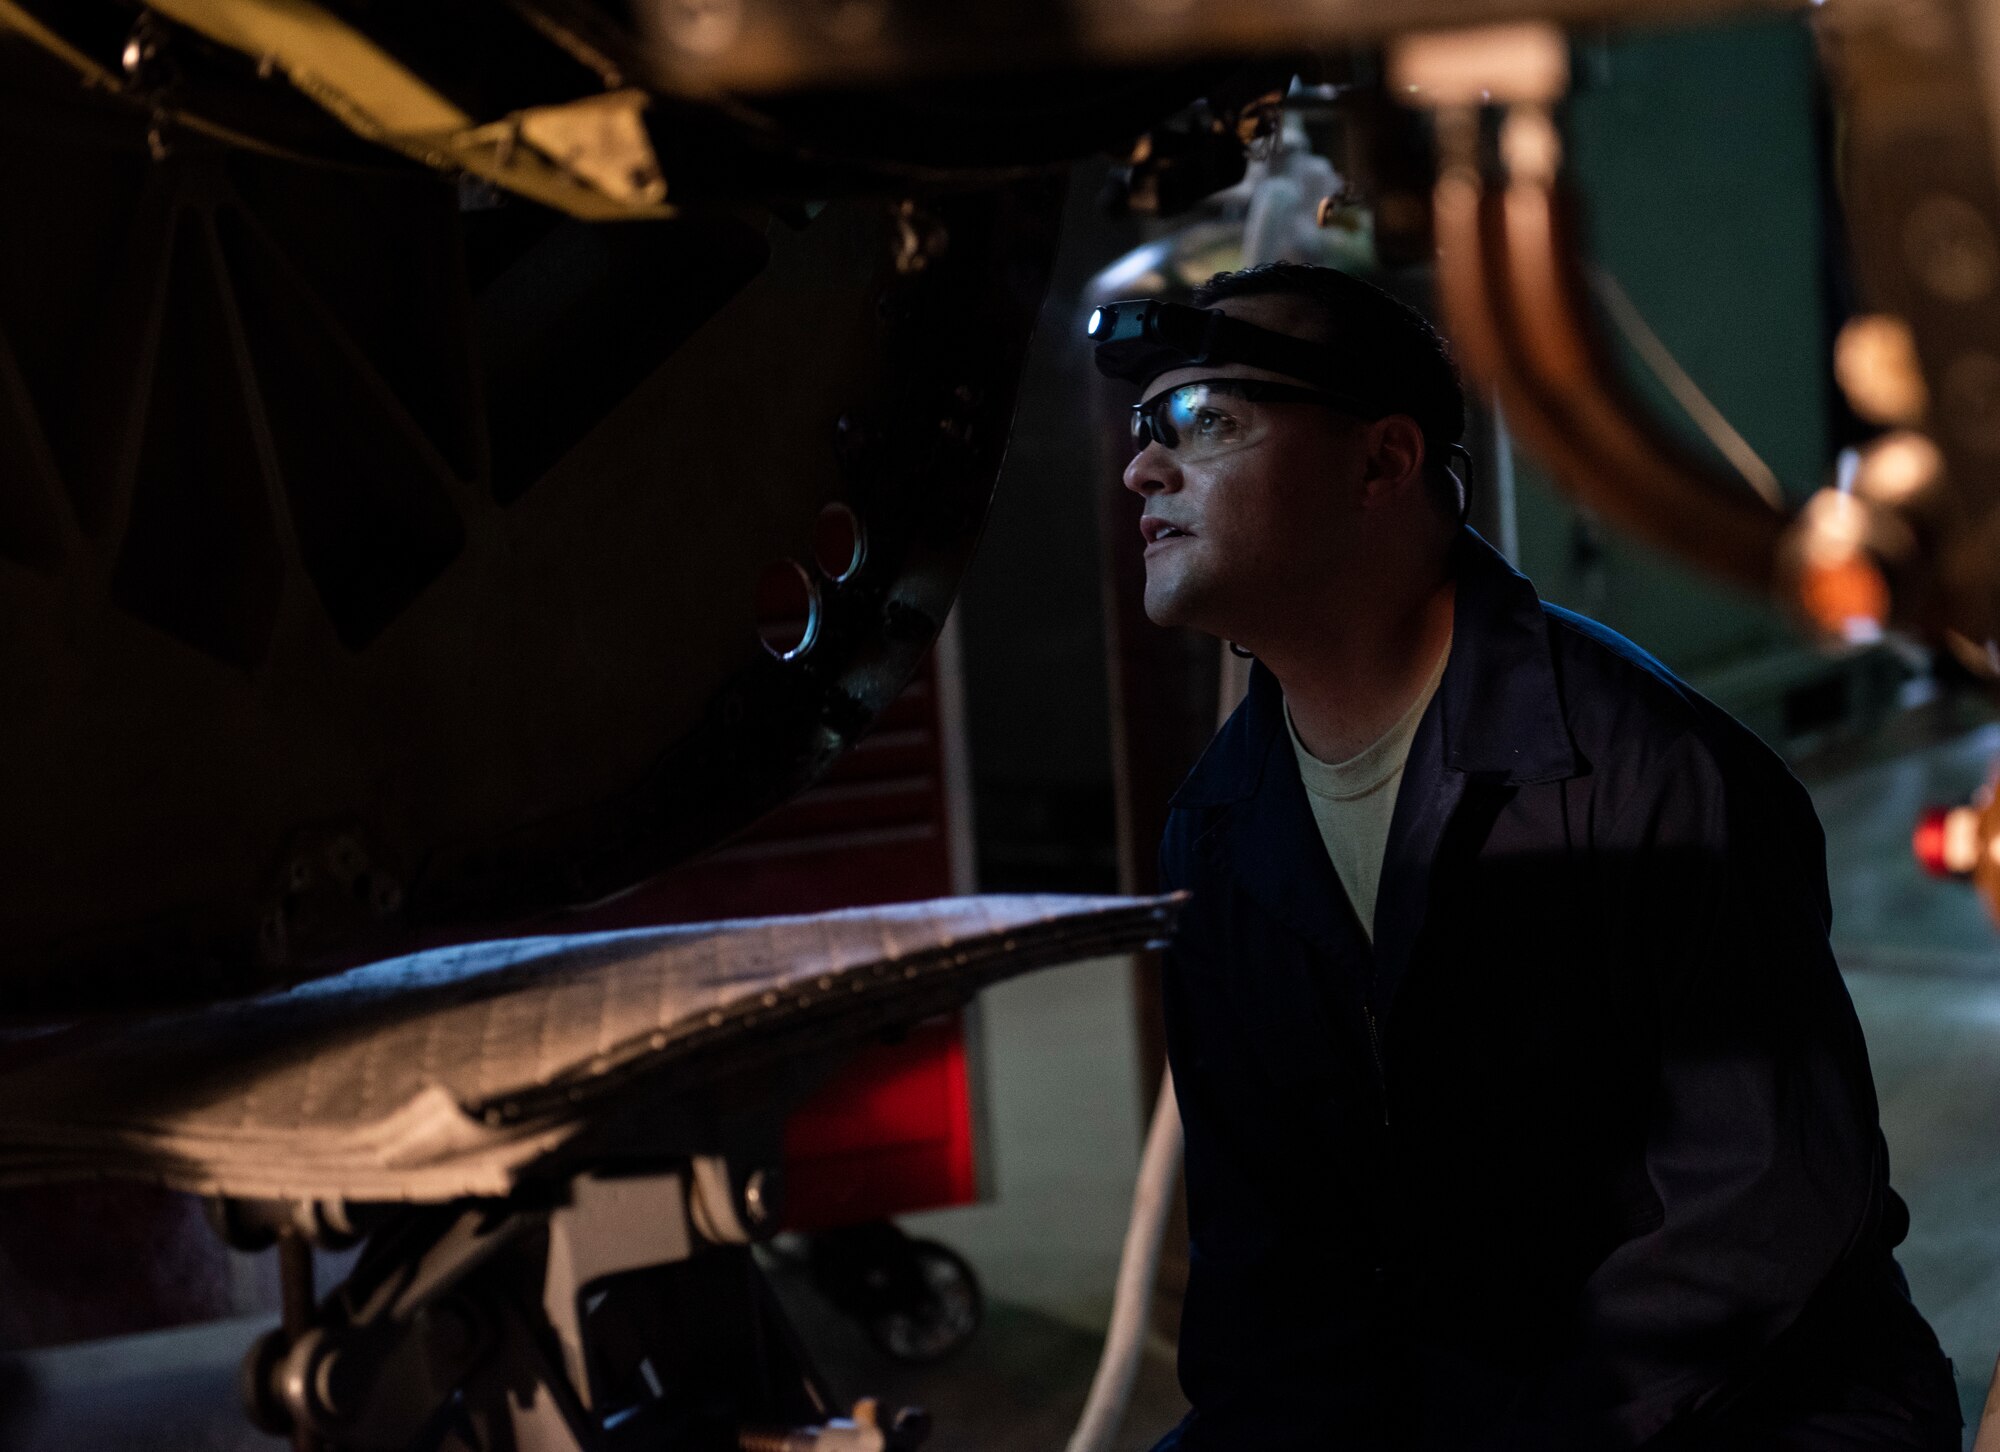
[1536,600,1799,816]
[1541,601,1699,723]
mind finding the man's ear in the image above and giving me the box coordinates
[1359,415,1427,506]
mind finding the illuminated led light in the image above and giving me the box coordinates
[1790,488,1891,640]
[1087,308,1105,338]
[1799,488,1872,559]
[1856,431,1943,507]
[1835,315,1928,426]
[1914,806,1982,877]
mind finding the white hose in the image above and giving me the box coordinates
[1973,1349,2000,1452]
[1064,1069,1184,1452]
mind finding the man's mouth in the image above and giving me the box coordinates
[1141,517,1193,545]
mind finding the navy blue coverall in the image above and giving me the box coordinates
[1152,530,1959,1450]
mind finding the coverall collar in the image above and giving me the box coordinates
[1170,527,1582,812]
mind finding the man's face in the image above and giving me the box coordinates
[1121,295,1370,637]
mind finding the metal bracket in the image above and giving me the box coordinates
[225,1157,866,1452]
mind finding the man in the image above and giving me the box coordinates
[1097,263,1959,1450]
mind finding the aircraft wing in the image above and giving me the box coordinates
[0,893,1177,1203]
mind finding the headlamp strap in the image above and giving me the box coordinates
[1091,298,1384,404]
[1195,312,1347,391]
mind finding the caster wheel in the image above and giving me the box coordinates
[863,1237,982,1365]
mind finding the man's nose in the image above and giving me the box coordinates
[1122,442,1181,497]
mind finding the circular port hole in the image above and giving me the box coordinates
[812,501,865,583]
[755,559,820,661]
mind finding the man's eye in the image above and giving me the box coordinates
[1192,409,1235,437]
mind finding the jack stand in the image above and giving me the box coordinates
[211,1161,931,1452]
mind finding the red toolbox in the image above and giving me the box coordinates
[600,636,985,1231]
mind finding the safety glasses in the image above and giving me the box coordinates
[1130,377,1366,457]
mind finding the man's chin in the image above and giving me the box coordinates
[1142,582,1219,636]
[1141,582,1181,628]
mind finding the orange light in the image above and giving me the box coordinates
[1799,556,1890,642]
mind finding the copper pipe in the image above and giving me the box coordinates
[1432,117,1788,599]
[1434,167,1654,557]
[1496,174,1785,592]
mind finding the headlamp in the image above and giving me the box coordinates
[1088,297,1388,408]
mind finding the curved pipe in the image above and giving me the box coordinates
[1498,173,1787,590]
[1433,132,1788,597]
[1435,168,1656,551]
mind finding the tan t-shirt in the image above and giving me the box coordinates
[1285,637,1452,941]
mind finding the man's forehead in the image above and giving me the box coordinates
[1140,295,1338,402]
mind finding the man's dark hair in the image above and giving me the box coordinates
[1190,262,1467,516]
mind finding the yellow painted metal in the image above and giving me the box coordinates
[514,91,667,209]
[96,0,674,219]
[444,114,673,219]
[147,0,469,136]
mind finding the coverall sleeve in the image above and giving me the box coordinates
[1566,733,1885,1447]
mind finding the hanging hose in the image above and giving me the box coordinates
[1064,1069,1184,1452]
